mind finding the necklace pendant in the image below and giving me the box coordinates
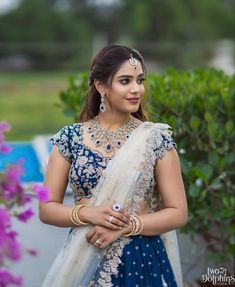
[104,143,113,153]
[114,140,123,149]
[91,134,96,141]
[95,139,103,147]
[87,127,92,133]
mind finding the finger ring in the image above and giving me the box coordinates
[109,216,114,223]
[112,203,121,212]
[95,239,101,245]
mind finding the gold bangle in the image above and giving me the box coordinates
[124,216,136,237]
[132,214,143,235]
[75,204,89,225]
[70,205,89,226]
[70,207,79,226]
[124,223,134,237]
[124,214,144,236]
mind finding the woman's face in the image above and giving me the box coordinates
[107,60,145,114]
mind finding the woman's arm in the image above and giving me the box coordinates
[138,148,188,236]
[86,148,188,247]
[39,146,129,228]
[39,145,73,227]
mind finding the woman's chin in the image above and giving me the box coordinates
[124,104,140,114]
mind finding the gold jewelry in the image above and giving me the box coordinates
[70,204,89,226]
[95,239,101,246]
[70,208,79,226]
[109,216,114,223]
[132,214,143,235]
[124,217,135,237]
[124,214,143,237]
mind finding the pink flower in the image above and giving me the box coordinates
[6,164,24,183]
[22,194,32,205]
[0,122,11,132]
[0,163,25,202]
[0,144,12,154]
[0,121,11,155]
[17,208,34,223]
[0,207,11,230]
[26,249,38,256]
[4,231,22,261]
[33,184,49,203]
[0,267,23,287]
[0,231,21,262]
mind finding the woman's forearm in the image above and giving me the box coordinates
[39,202,75,227]
[138,207,188,236]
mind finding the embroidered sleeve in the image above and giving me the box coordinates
[153,123,177,160]
[50,125,73,162]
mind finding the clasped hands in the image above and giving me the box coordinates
[79,201,131,249]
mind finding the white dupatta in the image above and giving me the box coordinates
[42,122,183,287]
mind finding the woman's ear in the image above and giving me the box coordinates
[94,80,107,95]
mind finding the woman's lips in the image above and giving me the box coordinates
[125,97,140,103]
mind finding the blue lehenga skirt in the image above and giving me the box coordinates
[93,235,178,287]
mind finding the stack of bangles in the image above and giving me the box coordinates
[70,204,89,226]
[124,214,143,237]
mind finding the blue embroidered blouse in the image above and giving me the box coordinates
[50,122,176,204]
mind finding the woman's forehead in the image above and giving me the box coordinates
[114,60,144,77]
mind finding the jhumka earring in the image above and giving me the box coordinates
[129,53,139,69]
[100,93,106,113]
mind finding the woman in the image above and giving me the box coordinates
[40,44,188,287]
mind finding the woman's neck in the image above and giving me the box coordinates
[97,111,131,131]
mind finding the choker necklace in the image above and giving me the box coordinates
[87,116,139,153]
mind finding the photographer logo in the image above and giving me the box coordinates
[201,267,235,285]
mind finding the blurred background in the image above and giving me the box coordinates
[0,0,234,140]
[0,1,234,286]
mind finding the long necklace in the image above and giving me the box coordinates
[87,116,139,153]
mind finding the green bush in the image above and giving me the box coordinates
[59,68,235,264]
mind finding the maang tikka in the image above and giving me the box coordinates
[100,93,106,113]
[129,53,139,69]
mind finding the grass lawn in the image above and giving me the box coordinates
[0,71,76,141]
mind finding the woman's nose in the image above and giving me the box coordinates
[130,81,140,93]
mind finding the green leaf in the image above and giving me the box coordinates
[225,120,234,134]
[189,184,200,197]
[211,177,223,190]
[204,112,213,122]
[224,154,235,165]
[190,116,200,131]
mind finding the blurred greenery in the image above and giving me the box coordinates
[0,0,234,70]
[58,68,235,266]
[148,69,235,264]
[0,72,71,140]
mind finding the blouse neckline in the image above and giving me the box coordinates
[79,123,113,161]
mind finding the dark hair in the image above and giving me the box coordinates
[79,44,148,122]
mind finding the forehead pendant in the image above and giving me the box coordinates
[129,53,139,69]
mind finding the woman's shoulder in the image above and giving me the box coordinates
[55,122,82,136]
[49,123,83,161]
[144,121,177,155]
[50,123,83,145]
[143,121,173,134]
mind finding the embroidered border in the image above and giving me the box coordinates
[93,123,176,286]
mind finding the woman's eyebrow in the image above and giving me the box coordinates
[116,73,144,79]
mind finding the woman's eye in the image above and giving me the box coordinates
[120,79,129,85]
[137,78,145,84]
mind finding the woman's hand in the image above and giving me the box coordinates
[86,225,130,249]
[79,202,130,231]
